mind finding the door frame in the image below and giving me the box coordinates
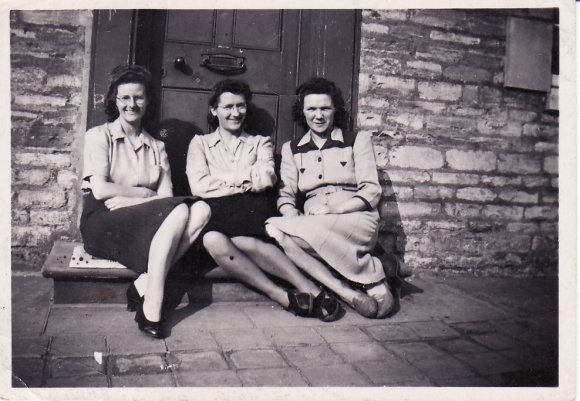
[87,9,362,138]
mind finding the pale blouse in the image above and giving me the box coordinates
[186,129,276,199]
[82,118,172,193]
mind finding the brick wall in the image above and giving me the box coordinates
[358,9,558,275]
[11,10,92,271]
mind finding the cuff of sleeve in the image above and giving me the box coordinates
[278,202,296,212]
[354,195,373,211]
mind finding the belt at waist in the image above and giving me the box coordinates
[305,184,358,200]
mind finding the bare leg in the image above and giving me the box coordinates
[266,224,377,317]
[132,201,211,297]
[203,231,289,307]
[231,236,320,295]
[142,203,189,322]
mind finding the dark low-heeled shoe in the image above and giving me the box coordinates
[365,280,395,319]
[134,302,163,339]
[313,290,342,322]
[351,293,378,318]
[285,290,315,317]
[126,282,143,312]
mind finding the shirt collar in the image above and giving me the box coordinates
[207,128,251,148]
[297,127,344,149]
[110,118,153,148]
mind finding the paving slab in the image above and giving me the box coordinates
[241,304,322,327]
[237,367,308,386]
[229,349,287,369]
[383,342,445,361]
[12,357,45,387]
[300,364,371,386]
[112,354,167,376]
[363,323,421,342]
[453,351,523,375]
[263,326,325,347]
[431,338,490,354]
[402,320,461,339]
[279,344,343,367]
[167,351,229,372]
[175,370,242,387]
[165,303,254,332]
[434,375,493,387]
[111,373,175,387]
[406,355,477,380]
[500,346,558,371]
[45,305,135,336]
[212,327,273,350]
[12,275,52,337]
[44,374,109,388]
[49,334,107,358]
[164,329,219,352]
[12,336,50,358]
[47,356,105,378]
[313,325,372,343]
[470,332,528,351]
[107,332,167,355]
[330,341,393,363]
[449,320,499,335]
[354,357,427,386]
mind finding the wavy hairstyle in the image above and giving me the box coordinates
[207,79,253,131]
[104,65,157,128]
[292,77,348,131]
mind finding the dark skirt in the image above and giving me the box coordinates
[80,192,196,273]
[190,191,278,270]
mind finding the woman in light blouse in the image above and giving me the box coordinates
[80,65,211,339]
[186,79,341,321]
[266,77,395,318]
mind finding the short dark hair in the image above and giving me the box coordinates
[292,77,348,131]
[207,79,253,130]
[104,65,157,128]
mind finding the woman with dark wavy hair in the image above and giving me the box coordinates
[80,65,211,338]
[266,77,395,319]
[186,79,342,322]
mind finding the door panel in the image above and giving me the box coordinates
[129,9,359,196]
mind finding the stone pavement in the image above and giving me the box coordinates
[11,272,558,388]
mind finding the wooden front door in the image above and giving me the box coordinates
[90,9,361,196]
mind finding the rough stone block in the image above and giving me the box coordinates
[357,111,382,127]
[12,226,53,247]
[14,152,71,167]
[523,123,540,137]
[414,185,454,200]
[14,168,52,185]
[371,74,416,95]
[425,115,476,130]
[509,110,538,122]
[482,205,524,220]
[29,210,71,226]
[506,222,540,234]
[47,74,82,89]
[524,206,558,221]
[444,203,482,219]
[418,81,462,101]
[498,154,542,174]
[14,94,68,107]
[480,87,502,104]
[385,112,424,130]
[443,66,491,83]
[522,176,551,188]
[480,175,522,187]
[384,169,431,184]
[543,156,558,174]
[409,9,467,29]
[11,66,47,91]
[389,146,444,169]
[534,142,558,153]
[17,10,92,26]
[456,187,496,202]
[363,9,408,21]
[498,190,539,204]
[407,60,442,74]
[429,30,481,45]
[446,149,496,172]
[431,172,479,185]
[389,201,440,217]
[17,189,67,208]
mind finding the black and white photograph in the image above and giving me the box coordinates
[6,2,575,400]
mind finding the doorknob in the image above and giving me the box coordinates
[174,56,187,71]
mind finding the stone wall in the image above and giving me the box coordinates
[11,10,92,271]
[358,9,558,275]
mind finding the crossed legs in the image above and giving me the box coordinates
[202,231,321,309]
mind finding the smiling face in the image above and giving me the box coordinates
[303,94,335,137]
[116,82,148,127]
[210,92,247,135]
